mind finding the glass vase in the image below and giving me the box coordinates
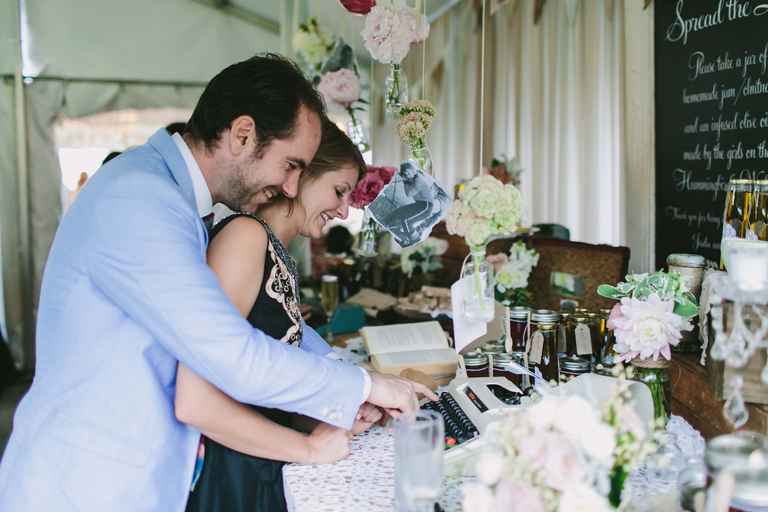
[356,212,379,258]
[460,247,495,323]
[385,64,408,115]
[631,361,671,423]
[410,140,432,175]
[345,108,370,153]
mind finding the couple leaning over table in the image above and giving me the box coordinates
[0,54,435,512]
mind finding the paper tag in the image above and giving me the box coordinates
[529,331,544,364]
[575,324,593,355]
[450,277,488,353]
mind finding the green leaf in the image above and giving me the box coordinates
[597,284,623,299]
[673,301,699,318]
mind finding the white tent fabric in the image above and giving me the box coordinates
[493,0,625,245]
[22,0,280,82]
[0,0,16,75]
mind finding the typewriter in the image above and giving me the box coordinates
[420,376,525,467]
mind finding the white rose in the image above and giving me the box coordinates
[462,483,495,512]
[475,451,506,486]
[558,485,613,512]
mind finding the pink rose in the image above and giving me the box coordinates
[351,166,396,208]
[338,0,376,15]
[318,69,361,107]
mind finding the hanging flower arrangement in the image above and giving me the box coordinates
[361,4,430,112]
[397,99,436,173]
[351,166,397,257]
[293,18,334,74]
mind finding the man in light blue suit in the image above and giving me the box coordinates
[0,54,431,511]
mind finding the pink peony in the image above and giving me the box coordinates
[351,166,396,208]
[317,69,360,107]
[611,293,692,362]
[607,303,623,330]
[361,4,429,64]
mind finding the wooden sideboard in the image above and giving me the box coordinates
[670,353,768,439]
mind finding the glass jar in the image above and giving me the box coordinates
[461,247,495,323]
[508,306,530,353]
[587,312,603,365]
[464,351,489,378]
[529,309,560,385]
[751,180,768,241]
[492,353,525,389]
[632,363,671,422]
[559,356,591,382]
[721,178,754,269]
[705,432,768,509]
[567,315,593,363]
[667,253,706,354]
[599,308,617,369]
[558,311,571,355]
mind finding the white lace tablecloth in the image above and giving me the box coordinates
[284,415,705,512]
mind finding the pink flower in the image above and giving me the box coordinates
[361,4,429,64]
[607,303,623,330]
[351,166,396,208]
[317,69,360,108]
[494,480,546,512]
[611,294,692,362]
[338,0,376,15]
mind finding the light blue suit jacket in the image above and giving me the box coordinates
[0,129,361,511]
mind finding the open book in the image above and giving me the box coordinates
[360,321,459,384]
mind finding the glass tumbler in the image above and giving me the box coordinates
[394,410,445,512]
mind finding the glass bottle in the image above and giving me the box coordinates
[721,178,754,269]
[508,306,530,353]
[598,308,617,371]
[460,247,495,323]
[384,63,408,115]
[529,309,560,385]
[558,311,572,355]
[587,312,602,366]
[750,179,768,240]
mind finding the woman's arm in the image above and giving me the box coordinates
[174,217,348,463]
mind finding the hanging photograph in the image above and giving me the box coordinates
[368,160,450,248]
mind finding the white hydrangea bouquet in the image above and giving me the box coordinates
[487,242,539,308]
[463,373,659,512]
[598,271,699,421]
[445,175,522,321]
[399,237,448,278]
[361,3,429,112]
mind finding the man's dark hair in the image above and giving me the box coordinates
[186,53,325,158]
[326,225,353,255]
[165,122,186,135]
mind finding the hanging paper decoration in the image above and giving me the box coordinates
[338,0,376,15]
[361,4,429,113]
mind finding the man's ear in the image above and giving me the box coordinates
[228,115,256,156]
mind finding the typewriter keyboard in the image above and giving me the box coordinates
[421,392,480,450]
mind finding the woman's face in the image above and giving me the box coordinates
[296,164,359,239]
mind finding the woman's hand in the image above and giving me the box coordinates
[304,423,351,464]
[351,403,383,435]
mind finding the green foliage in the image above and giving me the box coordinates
[597,270,699,318]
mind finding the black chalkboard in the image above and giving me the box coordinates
[655,0,768,269]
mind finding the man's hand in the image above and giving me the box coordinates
[351,403,383,435]
[366,371,438,418]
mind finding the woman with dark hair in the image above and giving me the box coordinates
[176,119,378,512]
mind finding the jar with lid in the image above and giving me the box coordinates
[721,178,754,269]
[507,306,531,353]
[566,315,593,363]
[559,356,591,382]
[751,180,768,241]
[587,312,603,365]
[704,432,768,509]
[528,309,560,384]
[667,253,706,353]
[481,340,505,355]
[558,311,572,355]
[492,352,527,389]
[598,308,617,369]
[463,351,489,378]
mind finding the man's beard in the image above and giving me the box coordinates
[220,162,257,213]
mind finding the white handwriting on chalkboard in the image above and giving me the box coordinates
[666,0,768,46]
[673,169,730,200]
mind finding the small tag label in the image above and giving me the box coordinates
[575,324,592,355]
[529,331,544,364]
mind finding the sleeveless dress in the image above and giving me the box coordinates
[185,213,303,512]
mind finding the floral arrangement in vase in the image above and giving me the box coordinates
[351,166,396,257]
[338,0,376,15]
[399,236,448,279]
[598,271,699,421]
[485,154,524,188]
[445,174,523,321]
[397,99,436,173]
[293,18,334,75]
[361,3,430,112]
[462,372,659,511]
[487,241,539,307]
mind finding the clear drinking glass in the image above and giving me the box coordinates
[394,410,444,512]
[321,274,340,341]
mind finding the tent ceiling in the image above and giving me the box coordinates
[17,0,459,84]
[1,0,18,75]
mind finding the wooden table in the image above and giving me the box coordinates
[670,353,768,438]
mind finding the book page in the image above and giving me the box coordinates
[361,321,447,355]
